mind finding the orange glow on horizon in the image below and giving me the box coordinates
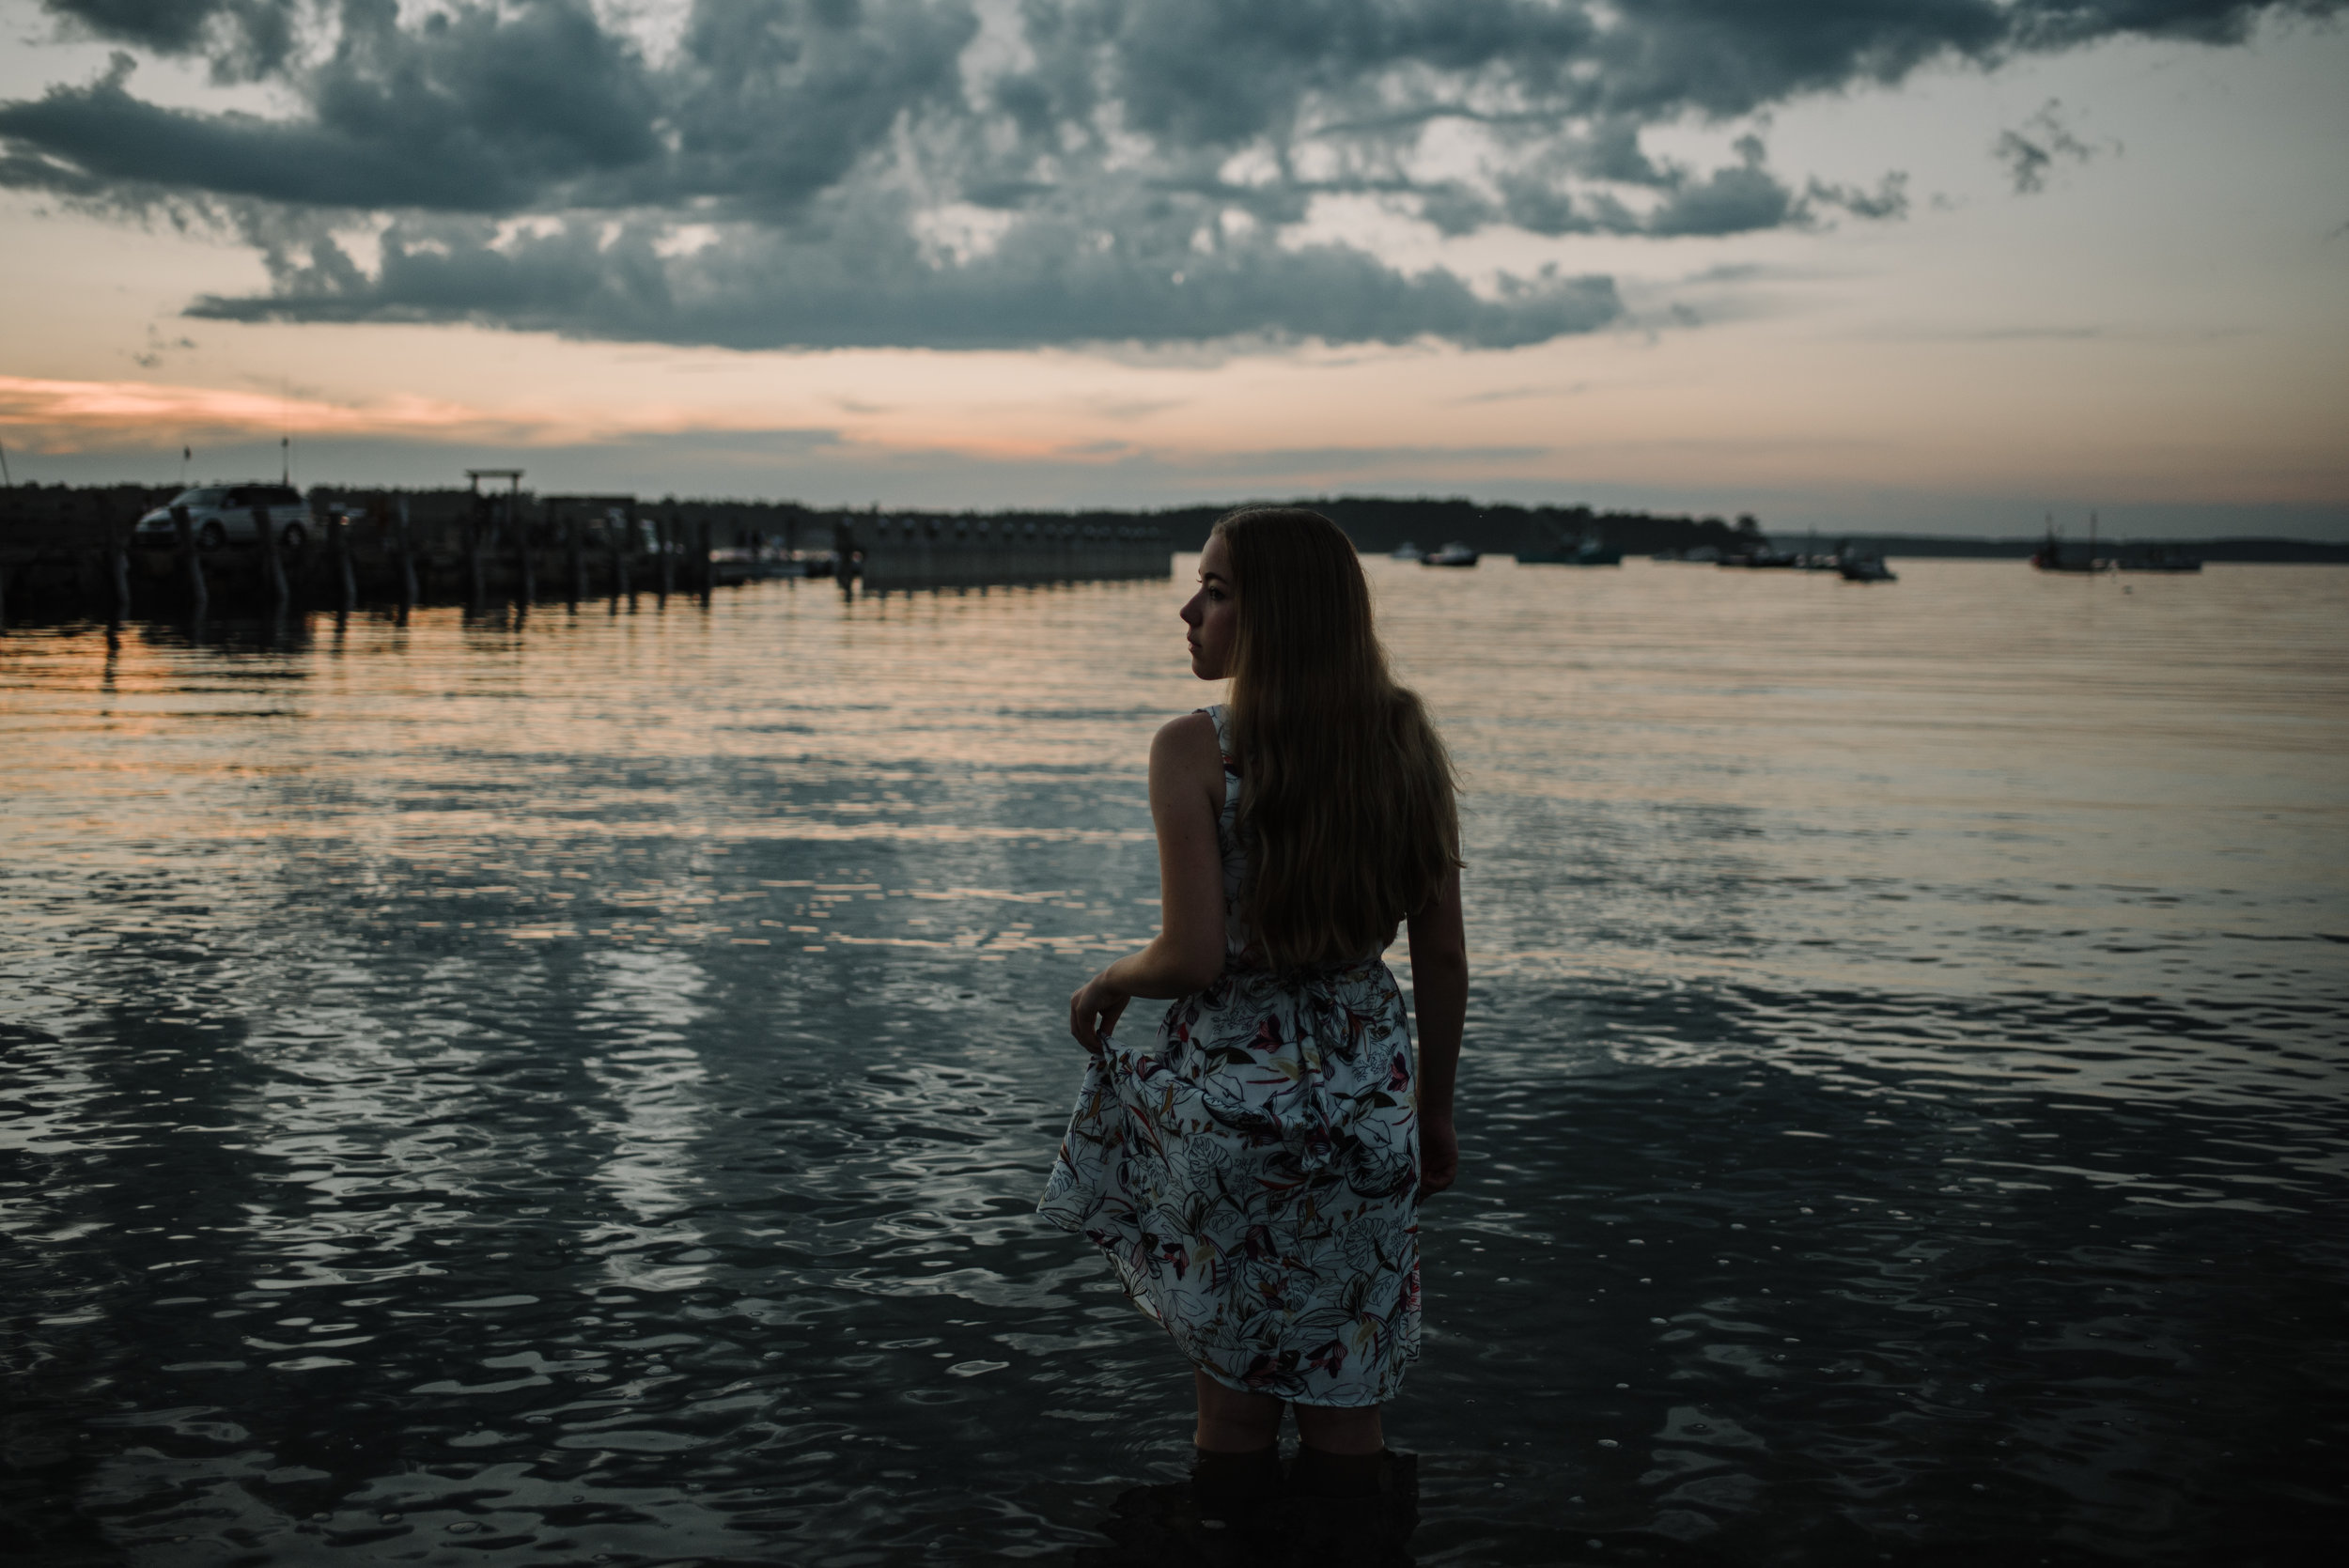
[0,375,521,448]
[0,372,1142,467]
[0,372,1235,470]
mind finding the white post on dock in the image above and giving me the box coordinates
[332,511,356,612]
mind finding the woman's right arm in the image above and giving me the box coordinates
[1067,712,1229,1051]
[1406,865,1466,1197]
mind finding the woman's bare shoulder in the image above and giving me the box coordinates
[1155,708,1218,745]
[1150,709,1221,764]
[1148,711,1225,791]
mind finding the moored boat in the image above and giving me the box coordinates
[1518,522,1622,566]
[2031,512,2108,573]
[2118,543,2202,573]
[1421,541,1480,567]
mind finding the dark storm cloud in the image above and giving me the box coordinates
[46,0,238,52]
[47,0,276,52]
[192,201,1621,350]
[3,7,667,210]
[45,0,303,78]
[4,0,2334,349]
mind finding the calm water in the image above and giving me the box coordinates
[4,559,2345,1566]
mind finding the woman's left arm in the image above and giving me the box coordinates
[1069,713,1228,1051]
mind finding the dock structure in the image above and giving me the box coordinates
[0,484,832,622]
[0,483,1175,622]
[842,515,1170,593]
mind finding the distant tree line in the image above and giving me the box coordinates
[869,496,1757,558]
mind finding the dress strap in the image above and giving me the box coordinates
[1201,703,1234,760]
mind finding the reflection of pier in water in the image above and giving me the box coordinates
[577,948,719,1296]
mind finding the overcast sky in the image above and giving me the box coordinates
[2,0,2343,536]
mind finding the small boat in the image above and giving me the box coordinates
[2030,512,2107,574]
[1391,541,1423,561]
[1797,533,1842,571]
[2118,544,2202,573]
[1421,541,1480,567]
[1837,553,1896,582]
[1518,523,1622,566]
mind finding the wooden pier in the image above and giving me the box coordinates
[0,485,833,626]
[839,515,1170,593]
[0,483,1174,626]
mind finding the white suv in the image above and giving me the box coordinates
[135,484,312,552]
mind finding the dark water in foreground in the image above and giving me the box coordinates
[4,559,2345,1566]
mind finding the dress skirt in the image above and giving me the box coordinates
[1038,957,1423,1406]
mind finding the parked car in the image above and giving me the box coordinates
[134,484,312,552]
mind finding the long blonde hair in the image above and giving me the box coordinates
[1214,507,1460,971]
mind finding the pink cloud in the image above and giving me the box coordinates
[0,375,531,450]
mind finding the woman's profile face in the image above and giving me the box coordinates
[1181,532,1239,681]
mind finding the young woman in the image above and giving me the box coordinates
[1038,506,1468,1527]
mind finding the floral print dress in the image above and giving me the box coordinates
[1038,705,1423,1406]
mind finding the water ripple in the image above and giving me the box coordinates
[4,563,2345,1563]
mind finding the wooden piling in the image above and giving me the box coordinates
[697,517,714,598]
[466,505,488,613]
[568,513,588,603]
[513,499,536,603]
[331,512,357,612]
[108,519,132,623]
[255,505,289,610]
[657,511,676,599]
[173,504,208,617]
[397,499,418,612]
[610,525,630,605]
